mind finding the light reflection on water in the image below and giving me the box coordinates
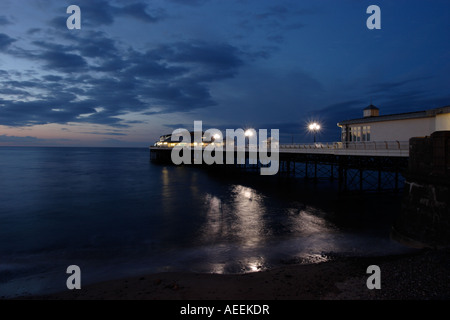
[190,182,400,275]
[199,185,337,249]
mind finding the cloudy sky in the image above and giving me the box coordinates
[0,0,449,146]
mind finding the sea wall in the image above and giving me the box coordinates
[393,131,450,247]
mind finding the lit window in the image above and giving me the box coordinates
[363,126,371,141]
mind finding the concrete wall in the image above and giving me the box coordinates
[436,113,450,131]
[348,117,436,142]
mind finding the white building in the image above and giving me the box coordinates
[337,105,450,143]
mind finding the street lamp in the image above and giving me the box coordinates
[244,129,254,137]
[244,129,256,150]
[308,122,321,143]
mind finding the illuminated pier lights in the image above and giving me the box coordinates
[170,121,280,176]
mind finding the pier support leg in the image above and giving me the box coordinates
[344,167,348,192]
[338,164,348,193]
[395,170,399,193]
[378,170,382,192]
[305,160,309,179]
[360,169,364,192]
[314,161,317,180]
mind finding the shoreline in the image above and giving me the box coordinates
[16,248,450,300]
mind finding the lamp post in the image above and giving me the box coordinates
[244,129,254,147]
[308,122,321,143]
[244,129,254,138]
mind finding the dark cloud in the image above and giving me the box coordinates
[168,0,209,6]
[0,24,259,127]
[76,33,118,58]
[123,120,145,124]
[0,33,16,50]
[48,16,69,29]
[119,3,166,23]
[49,0,166,27]
[9,42,87,73]
[39,51,88,72]
[0,96,98,127]
[124,51,187,79]
[237,4,307,44]
[2,80,40,88]
[43,75,64,82]
[144,80,216,113]
[160,41,244,69]
[70,0,115,26]
[31,40,76,52]
[0,3,315,132]
[0,88,30,97]
[0,16,13,26]
[27,28,42,35]
[148,41,244,82]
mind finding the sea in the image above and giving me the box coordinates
[0,147,414,298]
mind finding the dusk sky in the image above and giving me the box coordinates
[0,0,449,147]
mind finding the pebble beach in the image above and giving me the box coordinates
[20,248,450,300]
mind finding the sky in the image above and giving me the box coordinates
[0,0,449,147]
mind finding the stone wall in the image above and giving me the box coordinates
[393,131,450,247]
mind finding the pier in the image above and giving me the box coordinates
[150,140,409,194]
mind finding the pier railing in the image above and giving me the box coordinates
[150,141,410,157]
[279,141,409,157]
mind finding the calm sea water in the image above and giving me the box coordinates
[0,147,412,298]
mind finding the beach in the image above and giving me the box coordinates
[22,248,450,300]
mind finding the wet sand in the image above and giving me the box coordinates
[20,248,450,300]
